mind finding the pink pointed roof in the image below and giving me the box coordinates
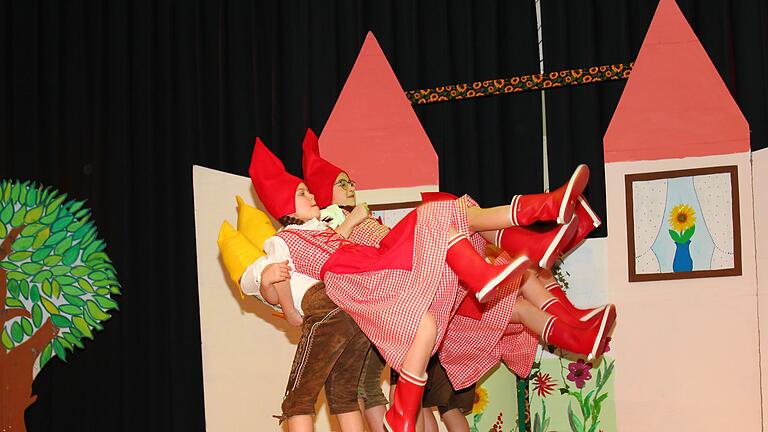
[319,32,438,190]
[603,0,749,163]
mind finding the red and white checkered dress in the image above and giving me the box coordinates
[346,215,390,247]
[277,197,478,373]
[438,249,539,390]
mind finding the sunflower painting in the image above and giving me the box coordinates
[668,204,696,272]
[626,166,742,282]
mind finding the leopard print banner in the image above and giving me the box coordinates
[406,62,633,105]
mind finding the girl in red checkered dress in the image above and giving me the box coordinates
[250,137,613,432]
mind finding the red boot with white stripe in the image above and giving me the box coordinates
[509,164,589,226]
[560,194,603,254]
[384,370,427,432]
[446,234,531,303]
[539,297,616,331]
[542,304,615,361]
[493,217,579,270]
[544,281,608,322]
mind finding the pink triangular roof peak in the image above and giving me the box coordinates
[604,0,749,163]
[319,32,439,190]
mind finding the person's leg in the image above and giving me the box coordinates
[358,347,388,432]
[441,409,470,432]
[422,408,439,432]
[327,317,371,431]
[385,313,436,432]
[286,415,314,432]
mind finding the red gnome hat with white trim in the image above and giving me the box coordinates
[301,128,343,209]
[248,137,303,219]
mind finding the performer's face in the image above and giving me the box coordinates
[292,183,320,220]
[332,172,356,207]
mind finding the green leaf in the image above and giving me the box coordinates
[21,223,45,237]
[82,240,103,261]
[10,207,26,227]
[86,252,111,264]
[10,182,20,203]
[41,297,59,315]
[50,265,70,276]
[0,203,13,224]
[43,255,62,266]
[39,208,59,225]
[568,403,585,432]
[30,284,40,303]
[41,280,52,297]
[8,251,33,262]
[63,294,85,307]
[96,288,111,295]
[32,270,53,283]
[55,275,76,285]
[51,215,73,233]
[57,335,73,352]
[21,262,43,275]
[63,332,84,349]
[93,278,114,287]
[50,314,72,328]
[52,279,61,298]
[21,317,33,336]
[12,236,33,251]
[62,244,80,266]
[668,229,682,243]
[59,304,83,316]
[86,300,111,321]
[1,328,14,350]
[7,280,19,298]
[25,186,38,207]
[93,295,119,310]
[74,208,89,220]
[595,393,609,405]
[32,304,43,327]
[19,280,29,299]
[39,343,53,368]
[73,222,92,240]
[0,222,6,238]
[61,284,86,296]
[0,262,18,271]
[31,246,53,262]
[31,228,48,248]
[44,230,68,247]
[89,270,107,281]
[68,200,85,214]
[45,194,67,215]
[682,225,696,242]
[83,311,103,330]
[70,265,89,277]
[52,338,66,362]
[72,316,93,339]
[5,298,24,308]
[24,206,43,223]
[78,278,94,293]
[10,321,24,343]
[6,271,27,281]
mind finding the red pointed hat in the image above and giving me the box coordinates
[248,137,303,219]
[301,128,344,209]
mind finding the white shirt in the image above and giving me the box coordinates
[240,218,329,315]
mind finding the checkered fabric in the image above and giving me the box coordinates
[347,216,391,247]
[439,250,538,390]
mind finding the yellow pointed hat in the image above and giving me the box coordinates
[236,196,277,250]
[217,220,264,297]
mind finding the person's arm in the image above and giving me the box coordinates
[335,203,370,238]
[273,280,303,326]
[260,235,303,325]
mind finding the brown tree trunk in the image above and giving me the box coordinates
[1,225,58,432]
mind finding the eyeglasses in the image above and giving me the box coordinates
[334,179,356,190]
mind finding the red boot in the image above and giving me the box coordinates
[446,235,531,303]
[540,297,616,332]
[544,281,607,322]
[509,164,589,225]
[494,217,579,270]
[542,304,615,361]
[560,195,602,254]
[384,370,427,432]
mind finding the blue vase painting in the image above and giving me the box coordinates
[668,204,696,272]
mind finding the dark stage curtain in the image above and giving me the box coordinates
[0,1,541,430]
[541,0,768,238]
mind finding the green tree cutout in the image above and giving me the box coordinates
[0,180,120,432]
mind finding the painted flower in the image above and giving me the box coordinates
[472,386,489,414]
[604,336,612,353]
[669,204,696,232]
[567,359,593,389]
[532,372,557,397]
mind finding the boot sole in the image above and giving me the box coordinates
[558,164,590,224]
[475,255,531,303]
[588,304,614,361]
[539,219,578,269]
